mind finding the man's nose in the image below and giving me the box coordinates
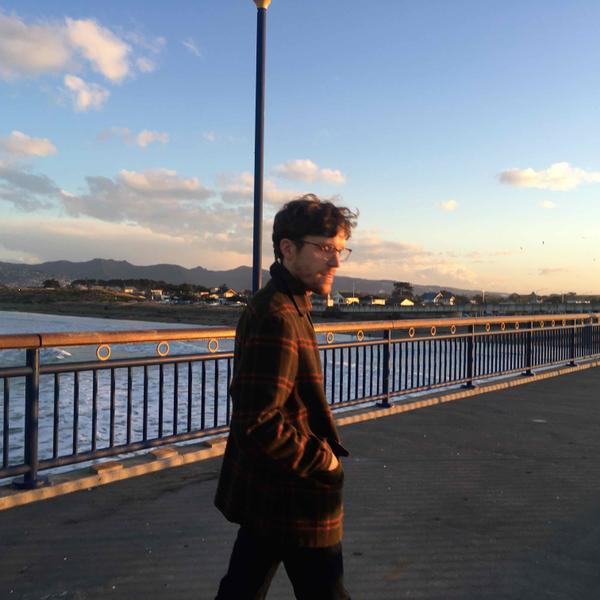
[328,252,341,268]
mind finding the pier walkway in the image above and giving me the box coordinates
[2,367,600,599]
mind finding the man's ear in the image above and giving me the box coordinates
[279,238,296,262]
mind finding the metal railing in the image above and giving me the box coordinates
[1,314,599,487]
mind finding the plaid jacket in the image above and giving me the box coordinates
[215,262,349,548]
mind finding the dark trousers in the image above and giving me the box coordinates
[215,526,351,600]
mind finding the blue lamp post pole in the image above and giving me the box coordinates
[251,0,271,294]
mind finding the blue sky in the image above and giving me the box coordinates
[1,0,599,293]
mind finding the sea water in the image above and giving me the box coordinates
[0,310,235,474]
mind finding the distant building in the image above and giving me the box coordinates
[359,295,387,306]
[398,298,415,306]
[209,287,239,300]
[149,289,164,301]
[330,292,360,305]
[421,292,455,306]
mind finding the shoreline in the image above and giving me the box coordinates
[0,301,352,329]
[0,301,245,328]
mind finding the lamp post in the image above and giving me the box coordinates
[252,0,271,294]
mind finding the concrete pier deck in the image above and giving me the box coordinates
[2,367,600,599]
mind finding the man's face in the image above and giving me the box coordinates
[281,229,347,296]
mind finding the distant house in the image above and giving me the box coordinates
[220,288,239,299]
[421,292,442,305]
[398,298,415,307]
[209,287,239,300]
[149,289,164,301]
[359,295,387,306]
[330,292,359,306]
[421,292,455,306]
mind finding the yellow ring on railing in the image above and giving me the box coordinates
[208,338,219,353]
[450,325,456,335]
[96,344,111,361]
[157,341,170,357]
[485,323,491,332]
[539,321,545,329]
[430,326,436,336]
[562,319,566,326]
[501,322,506,331]
[514,322,520,330]
[356,330,364,342]
[551,320,555,327]
[408,327,415,338]
[326,332,335,344]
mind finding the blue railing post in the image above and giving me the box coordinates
[13,348,49,489]
[463,324,476,388]
[569,319,577,366]
[524,321,534,376]
[378,328,392,407]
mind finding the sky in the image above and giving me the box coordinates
[1,0,600,294]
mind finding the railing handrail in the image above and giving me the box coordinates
[2,313,599,486]
[0,313,598,350]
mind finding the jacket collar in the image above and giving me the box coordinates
[269,261,312,317]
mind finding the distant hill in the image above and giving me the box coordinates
[0,258,490,297]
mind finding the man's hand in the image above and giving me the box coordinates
[326,452,339,471]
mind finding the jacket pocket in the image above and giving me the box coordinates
[310,461,344,489]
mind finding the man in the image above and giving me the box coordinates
[215,194,357,599]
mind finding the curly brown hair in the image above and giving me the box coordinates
[272,194,358,261]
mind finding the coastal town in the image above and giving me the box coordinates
[1,277,598,316]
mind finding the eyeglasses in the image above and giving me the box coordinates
[297,239,352,262]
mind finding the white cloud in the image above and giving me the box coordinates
[124,32,166,55]
[0,160,61,211]
[0,13,136,83]
[1,164,351,268]
[0,12,71,80]
[65,18,130,82]
[182,38,202,58]
[136,57,155,73]
[0,12,163,111]
[203,131,216,142]
[58,169,259,256]
[438,199,458,212]
[272,159,346,185]
[539,200,556,209]
[98,127,168,148]
[499,162,600,191]
[218,172,298,206]
[118,169,208,197]
[64,74,110,111]
[0,216,254,270]
[1,131,57,157]
[135,130,169,148]
[341,230,478,287]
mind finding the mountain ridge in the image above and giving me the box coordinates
[0,259,495,297]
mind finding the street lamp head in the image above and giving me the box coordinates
[254,0,272,8]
